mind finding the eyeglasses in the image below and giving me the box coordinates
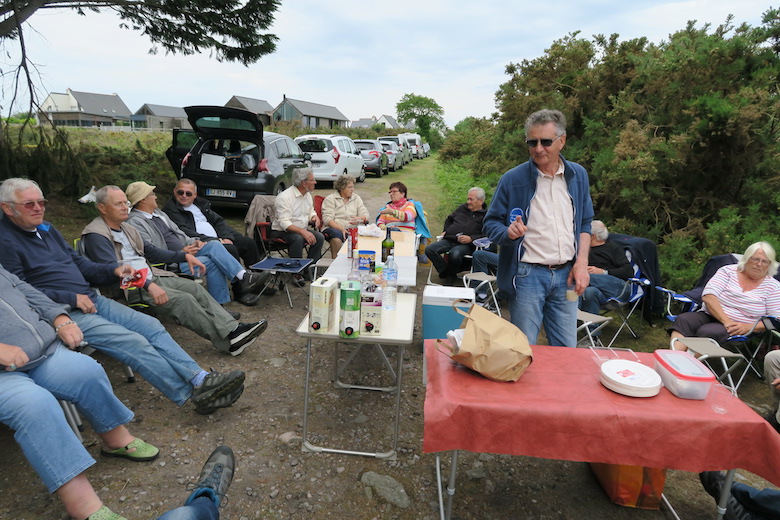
[176,190,194,197]
[388,190,400,194]
[110,201,132,208]
[11,199,47,210]
[525,135,563,148]
[748,257,771,266]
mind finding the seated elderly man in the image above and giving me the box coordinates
[163,178,263,267]
[0,265,157,520]
[0,178,246,414]
[577,220,633,317]
[271,167,324,285]
[81,185,267,357]
[124,181,270,310]
[425,187,487,286]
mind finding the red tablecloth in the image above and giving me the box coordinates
[423,340,780,485]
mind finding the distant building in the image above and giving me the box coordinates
[351,116,377,128]
[38,88,132,127]
[225,96,274,126]
[376,114,401,129]
[131,104,190,130]
[272,95,349,128]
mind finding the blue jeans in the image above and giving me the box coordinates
[157,496,219,520]
[0,345,133,492]
[180,241,242,304]
[73,295,202,405]
[578,274,629,315]
[510,262,577,348]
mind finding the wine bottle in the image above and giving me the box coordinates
[381,227,395,262]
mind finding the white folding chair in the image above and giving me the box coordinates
[577,310,613,348]
[462,272,500,315]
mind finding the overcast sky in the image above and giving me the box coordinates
[0,0,771,128]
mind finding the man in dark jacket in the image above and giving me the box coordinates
[578,220,633,316]
[163,178,261,267]
[424,187,487,285]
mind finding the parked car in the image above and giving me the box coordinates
[422,142,431,156]
[380,141,403,172]
[294,134,366,183]
[400,132,425,159]
[353,139,389,177]
[165,105,308,207]
[378,135,412,165]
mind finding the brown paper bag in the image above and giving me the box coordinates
[437,301,533,382]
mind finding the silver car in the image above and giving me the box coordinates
[354,139,389,177]
[380,141,403,172]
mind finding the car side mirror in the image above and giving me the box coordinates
[303,152,312,161]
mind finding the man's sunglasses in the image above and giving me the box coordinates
[525,135,563,148]
[11,199,47,210]
[176,190,194,197]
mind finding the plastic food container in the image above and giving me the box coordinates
[653,349,715,400]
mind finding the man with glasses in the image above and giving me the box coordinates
[483,109,594,347]
[81,185,267,358]
[163,178,263,268]
[0,178,247,414]
[271,168,323,285]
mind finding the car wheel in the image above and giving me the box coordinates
[274,184,284,196]
[357,167,366,183]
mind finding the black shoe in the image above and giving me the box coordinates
[766,413,780,434]
[236,292,260,307]
[221,305,241,320]
[192,370,245,409]
[292,274,306,288]
[259,285,277,296]
[237,271,268,294]
[184,445,235,506]
[194,384,244,415]
[227,319,268,356]
[699,471,752,520]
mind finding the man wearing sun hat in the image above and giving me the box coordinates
[124,181,269,309]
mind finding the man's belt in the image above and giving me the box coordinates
[535,260,573,270]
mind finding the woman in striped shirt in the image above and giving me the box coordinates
[669,241,780,349]
[377,182,416,233]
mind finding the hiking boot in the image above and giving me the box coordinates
[236,292,260,307]
[184,445,235,507]
[191,370,245,408]
[227,319,268,356]
[237,271,268,294]
[221,305,241,320]
[194,384,244,415]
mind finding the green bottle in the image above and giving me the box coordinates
[381,227,395,262]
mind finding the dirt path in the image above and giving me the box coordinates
[0,157,775,519]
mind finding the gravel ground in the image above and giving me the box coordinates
[1,172,777,519]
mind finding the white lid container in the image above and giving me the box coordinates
[422,285,475,305]
[599,359,662,398]
[654,349,716,400]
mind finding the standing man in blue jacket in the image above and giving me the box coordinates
[483,109,594,347]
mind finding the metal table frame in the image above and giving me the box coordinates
[296,292,417,460]
[250,257,312,308]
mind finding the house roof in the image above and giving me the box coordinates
[281,97,349,121]
[134,104,187,118]
[226,96,274,114]
[351,117,377,128]
[68,89,132,118]
[378,114,400,129]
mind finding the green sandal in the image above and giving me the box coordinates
[101,437,159,462]
[87,505,127,520]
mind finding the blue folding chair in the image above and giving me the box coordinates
[603,248,652,348]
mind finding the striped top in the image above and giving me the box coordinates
[377,199,416,232]
[702,264,780,322]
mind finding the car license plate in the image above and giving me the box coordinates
[206,189,236,198]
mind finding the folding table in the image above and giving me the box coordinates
[295,292,417,460]
[423,340,780,520]
[249,257,312,308]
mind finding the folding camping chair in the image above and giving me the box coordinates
[602,248,652,348]
[244,194,292,260]
[576,310,613,348]
[670,337,747,393]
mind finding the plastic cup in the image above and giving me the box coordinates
[710,384,734,414]
[566,284,578,302]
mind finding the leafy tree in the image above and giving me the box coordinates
[396,93,446,145]
[0,0,281,193]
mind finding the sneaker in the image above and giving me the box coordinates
[237,271,269,294]
[184,445,235,507]
[195,384,244,415]
[699,471,752,520]
[221,305,241,320]
[87,505,127,520]
[192,370,245,408]
[236,292,260,307]
[227,319,268,356]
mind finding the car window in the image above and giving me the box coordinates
[286,138,305,159]
[356,142,375,151]
[337,139,349,153]
[297,139,333,153]
[272,139,291,159]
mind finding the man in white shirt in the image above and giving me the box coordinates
[271,168,324,282]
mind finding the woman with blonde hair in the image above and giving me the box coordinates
[321,174,369,258]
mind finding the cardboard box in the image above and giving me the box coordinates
[309,277,338,333]
[339,281,361,338]
[360,290,382,335]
